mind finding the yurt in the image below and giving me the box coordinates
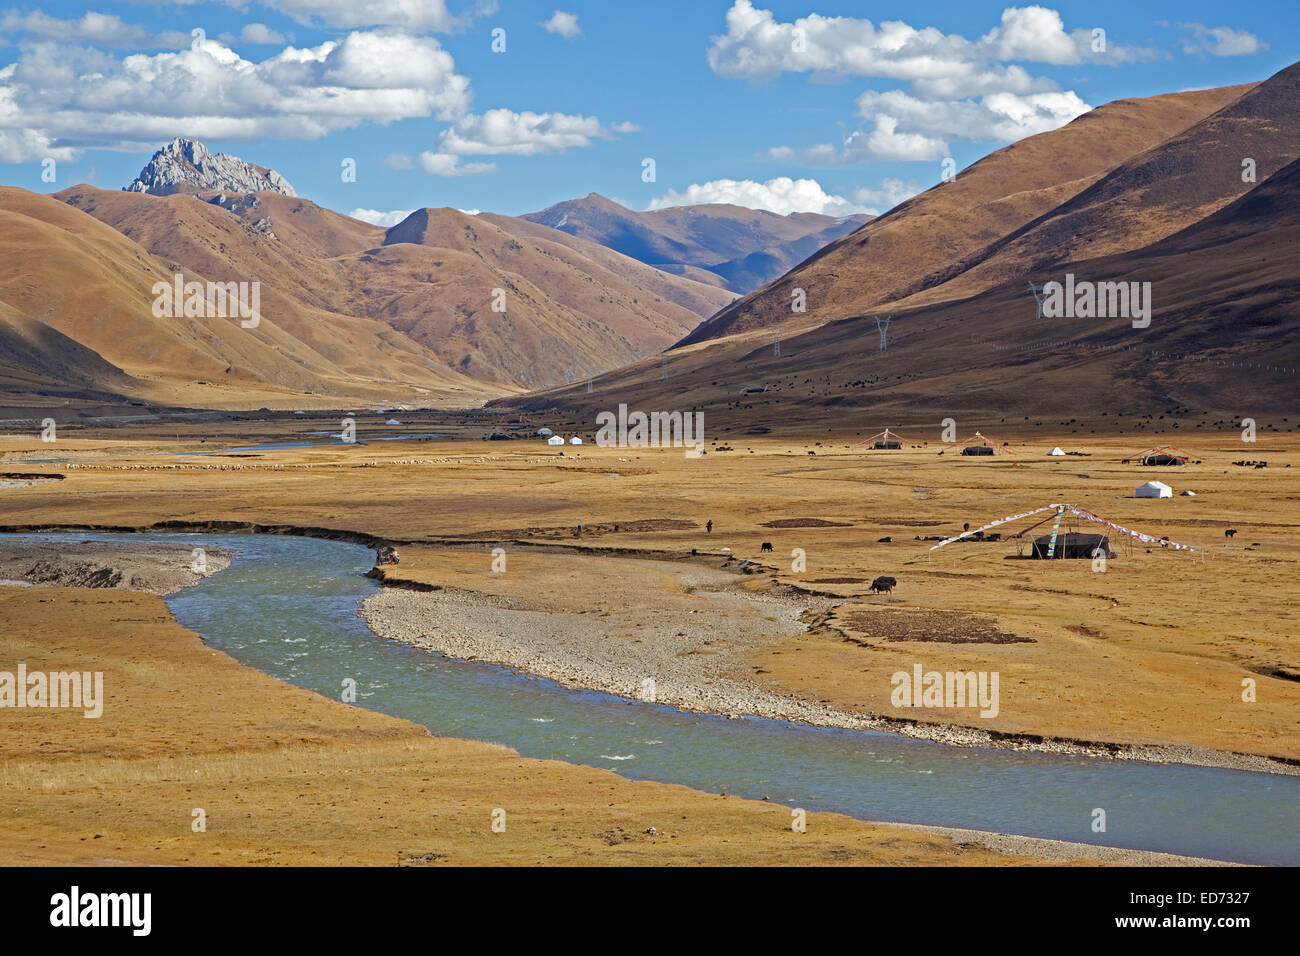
[1136,480,1173,498]
[1142,452,1186,466]
[537,427,553,437]
[546,435,564,446]
[569,437,583,445]
[1047,446,1066,456]
[1031,532,1113,559]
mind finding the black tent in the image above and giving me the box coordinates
[1031,532,1113,559]
[962,445,994,456]
[1141,453,1185,466]
[874,439,902,449]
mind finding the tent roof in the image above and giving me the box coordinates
[854,428,918,447]
[947,431,1015,456]
[927,503,1197,552]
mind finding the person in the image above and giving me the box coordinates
[706,520,713,533]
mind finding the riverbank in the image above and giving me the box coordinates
[360,567,1296,776]
[0,539,230,593]
[1,583,1139,866]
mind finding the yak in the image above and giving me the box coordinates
[760,542,774,552]
[870,576,897,593]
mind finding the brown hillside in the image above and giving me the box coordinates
[495,157,1300,425]
[682,82,1256,345]
[2,186,491,409]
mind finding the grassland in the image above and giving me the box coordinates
[0,420,1294,864]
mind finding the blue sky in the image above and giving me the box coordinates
[1,1,1293,222]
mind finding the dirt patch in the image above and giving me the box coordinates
[760,517,853,528]
[443,518,696,539]
[1066,624,1105,639]
[836,606,1035,644]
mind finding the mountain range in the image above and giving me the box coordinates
[2,60,1297,420]
[499,60,1300,425]
[523,193,872,294]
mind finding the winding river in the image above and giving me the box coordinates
[16,531,1300,864]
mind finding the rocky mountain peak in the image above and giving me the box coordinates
[124,137,296,197]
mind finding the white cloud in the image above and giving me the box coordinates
[852,178,921,213]
[0,31,472,160]
[416,108,624,174]
[418,152,497,176]
[712,2,1135,166]
[771,85,1091,164]
[1180,24,1267,57]
[610,121,640,134]
[257,0,460,31]
[434,108,610,156]
[980,6,1086,66]
[240,23,287,45]
[647,176,870,217]
[542,11,582,39]
[349,207,414,226]
[706,1,1145,82]
[0,10,190,48]
[381,152,415,170]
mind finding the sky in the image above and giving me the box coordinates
[0,1,1294,223]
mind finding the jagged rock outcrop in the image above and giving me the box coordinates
[124,137,296,197]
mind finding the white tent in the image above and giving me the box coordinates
[1047,446,1065,456]
[537,427,553,436]
[569,437,583,445]
[1136,480,1173,498]
[546,435,564,445]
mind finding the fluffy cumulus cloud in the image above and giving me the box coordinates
[542,11,582,39]
[348,207,414,226]
[709,2,1149,165]
[0,31,472,160]
[1180,24,1268,57]
[419,108,628,175]
[707,1,1144,81]
[648,176,870,217]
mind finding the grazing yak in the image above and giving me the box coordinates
[1225,529,1238,538]
[760,542,774,552]
[870,576,897,593]
[877,536,892,543]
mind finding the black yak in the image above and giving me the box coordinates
[760,542,774,552]
[870,576,897,593]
